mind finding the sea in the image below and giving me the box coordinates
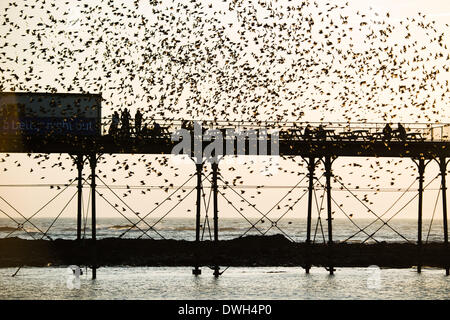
[0,217,448,300]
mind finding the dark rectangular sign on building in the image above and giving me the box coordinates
[0,92,102,137]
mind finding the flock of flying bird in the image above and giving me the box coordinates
[0,0,449,222]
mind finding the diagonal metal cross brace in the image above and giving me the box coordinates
[93,175,161,238]
[360,174,441,243]
[119,173,199,238]
[332,174,410,242]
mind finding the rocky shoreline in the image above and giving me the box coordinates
[0,234,449,269]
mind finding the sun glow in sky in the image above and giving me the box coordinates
[0,0,449,229]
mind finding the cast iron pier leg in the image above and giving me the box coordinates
[76,155,84,241]
[193,163,202,275]
[417,159,425,274]
[212,162,220,277]
[324,156,334,275]
[90,154,97,279]
[440,157,449,276]
[305,157,315,274]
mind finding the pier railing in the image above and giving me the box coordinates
[101,118,450,142]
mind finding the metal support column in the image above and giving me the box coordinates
[76,155,84,241]
[212,162,220,277]
[324,156,334,275]
[193,162,202,275]
[305,157,315,274]
[89,154,97,279]
[417,158,425,274]
[440,157,449,276]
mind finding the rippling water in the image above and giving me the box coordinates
[0,266,449,300]
[1,217,448,299]
[0,217,446,243]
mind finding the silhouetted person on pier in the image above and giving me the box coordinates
[316,125,326,140]
[303,125,313,140]
[121,108,130,136]
[135,109,143,136]
[397,123,407,141]
[109,111,120,136]
[383,124,393,142]
[153,121,161,138]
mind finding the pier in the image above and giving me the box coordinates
[0,118,449,277]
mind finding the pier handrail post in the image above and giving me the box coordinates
[324,156,334,275]
[440,157,449,276]
[76,154,84,241]
[193,161,203,275]
[89,153,97,279]
[212,161,220,277]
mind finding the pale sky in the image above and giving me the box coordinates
[0,0,449,234]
